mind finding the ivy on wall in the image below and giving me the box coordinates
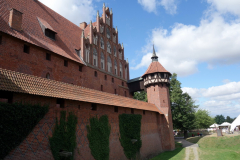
[0,102,49,159]
[87,115,111,160]
[49,111,78,160]
[119,114,142,160]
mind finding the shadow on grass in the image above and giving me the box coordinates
[150,142,185,160]
[185,136,205,144]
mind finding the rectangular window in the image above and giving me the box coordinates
[23,44,30,54]
[105,75,107,80]
[114,106,118,113]
[0,35,2,45]
[125,91,127,97]
[131,108,134,114]
[101,85,103,91]
[64,60,68,67]
[56,98,65,108]
[115,69,116,74]
[94,59,96,66]
[46,53,51,61]
[122,82,124,86]
[45,29,55,40]
[101,62,103,69]
[115,89,117,94]
[79,66,82,72]
[94,71,98,77]
[91,103,97,111]
[143,110,145,115]
[112,78,114,83]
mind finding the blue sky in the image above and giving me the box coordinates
[39,0,240,118]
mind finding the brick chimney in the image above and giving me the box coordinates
[9,8,23,31]
[80,22,87,30]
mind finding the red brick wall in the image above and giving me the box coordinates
[3,93,163,160]
[0,33,130,97]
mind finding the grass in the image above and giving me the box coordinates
[197,135,240,160]
[150,142,185,160]
[189,148,194,160]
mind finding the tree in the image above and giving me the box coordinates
[133,91,147,102]
[214,115,225,124]
[170,73,198,138]
[226,116,234,123]
[195,109,214,129]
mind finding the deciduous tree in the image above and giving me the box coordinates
[195,109,214,129]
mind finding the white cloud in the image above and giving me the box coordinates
[133,14,240,76]
[138,0,177,14]
[222,79,231,84]
[207,0,240,16]
[39,0,96,25]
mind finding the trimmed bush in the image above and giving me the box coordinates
[87,115,111,160]
[49,111,78,160]
[0,102,49,159]
[119,114,142,160]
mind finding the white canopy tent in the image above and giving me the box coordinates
[220,122,231,127]
[230,115,240,132]
[209,123,219,128]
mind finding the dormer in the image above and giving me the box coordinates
[9,8,23,31]
[37,17,57,40]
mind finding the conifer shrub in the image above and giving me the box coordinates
[0,102,49,159]
[87,115,111,160]
[119,114,142,159]
[49,111,78,160]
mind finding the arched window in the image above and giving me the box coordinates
[107,56,112,73]
[100,25,104,33]
[85,44,90,63]
[114,59,117,75]
[93,48,98,66]
[46,73,50,79]
[107,41,111,53]
[119,49,122,60]
[101,52,105,70]
[125,65,128,80]
[100,37,104,49]
[93,33,98,45]
[106,28,110,39]
[114,46,116,57]
[120,62,123,78]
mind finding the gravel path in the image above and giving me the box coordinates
[175,139,199,160]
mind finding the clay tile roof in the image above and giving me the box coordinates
[0,68,163,114]
[142,61,171,77]
[0,0,84,64]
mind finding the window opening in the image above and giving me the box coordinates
[101,85,103,91]
[131,108,134,114]
[91,103,97,110]
[94,71,98,77]
[23,44,30,54]
[64,60,68,67]
[45,29,55,40]
[112,78,114,83]
[143,110,145,115]
[46,53,51,61]
[79,66,82,72]
[105,75,107,80]
[46,73,50,79]
[114,106,118,113]
[56,98,65,108]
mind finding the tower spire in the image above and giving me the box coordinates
[151,44,158,62]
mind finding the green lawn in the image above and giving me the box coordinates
[150,142,185,160]
[197,135,240,160]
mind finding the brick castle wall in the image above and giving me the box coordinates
[3,93,163,160]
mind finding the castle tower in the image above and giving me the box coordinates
[142,45,175,151]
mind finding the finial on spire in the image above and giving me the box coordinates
[116,26,118,33]
[122,43,124,49]
[110,8,112,14]
[103,3,105,8]
[126,58,129,64]
[97,10,99,17]
[151,44,158,62]
[81,30,85,38]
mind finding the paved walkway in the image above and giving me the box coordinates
[175,139,199,160]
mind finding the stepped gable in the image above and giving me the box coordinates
[0,68,163,113]
[0,0,84,64]
[142,61,171,77]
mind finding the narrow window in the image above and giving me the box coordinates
[112,78,114,83]
[115,69,116,74]
[163,100,165,103]
[78,105,80,109]
[79,66,82,72]
[114,106,118,113]
[94,71,98,77]
[115,89,117,94]
[131,108,134,114]
[101,85,103,91]
[122,82,124,86]
[91,103,97,111]
[143,110,145,115]
[23,44,30,53]
[125,91,127,97]
[105,75,107,80]
[64,60,68,67]
[46,73,50,79]
[46,53,51,61]
[0,35,2,45]
[56,98,65,108]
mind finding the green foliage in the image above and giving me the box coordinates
[119,114,142,160]
[226,116,235,123]
[214,114,225,124]
[195,109,215,129]
[169,73,198,138]
[133,91,147,102]
[87,115,111,160]
[0,102,49,159]
[49,111,78,160]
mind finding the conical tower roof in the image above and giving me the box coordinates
[142,45,171,77]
